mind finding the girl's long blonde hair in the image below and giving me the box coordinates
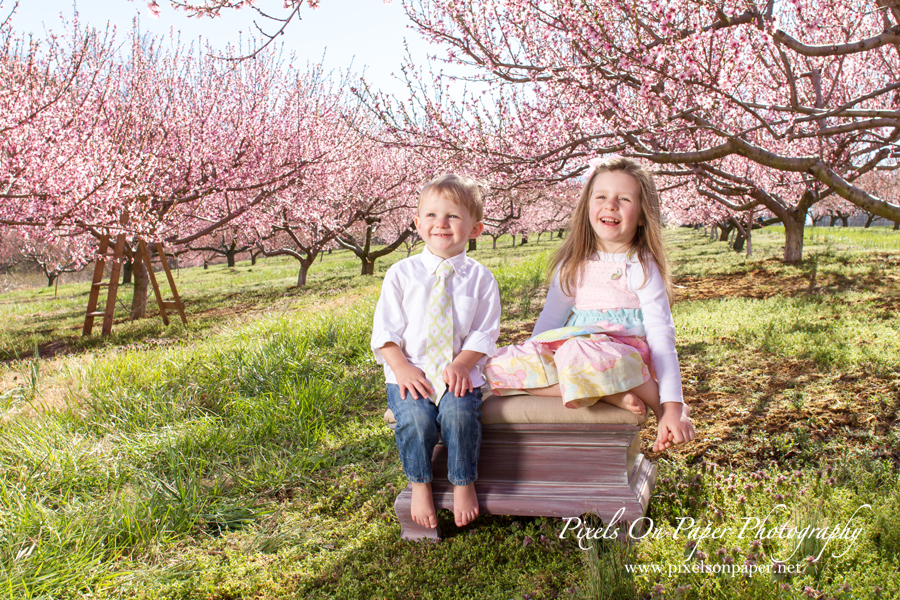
[548,156,673,305]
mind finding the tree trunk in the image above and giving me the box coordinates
[864,213,875,228]
[468,239,477,252]
[829,216,837,227]
[732,231,746,252]
[557,228,565,239]
[894,221,900,231]
[361,259,375,276]
[521,234,528,245]
[746,210,754,257]
[122,259,133,284]
[46,272,57,287]
[131,257,149,319]
[492,237,498,250]
[782,210,806,263]
[297,260,312,287]
[718,225,731,242]
[511,234,517,248]
[226,249,236,268]
[840,215,849,227]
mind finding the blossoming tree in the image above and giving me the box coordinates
[392,0,900,261]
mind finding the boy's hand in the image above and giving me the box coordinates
[652,402,695,453]
[379,343,433,400]
[394,362,434,400]
[442,361,473,397]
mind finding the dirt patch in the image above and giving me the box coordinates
[37,339,75,359]
[642,351,900,468]
[3,339,77,363]
[674,271,815,301]
[193,302,258,320]
[497,319,538,347]
[675,258,900,302]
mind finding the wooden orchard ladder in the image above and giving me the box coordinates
[83,231,127,337]
[83,237,187,336]
[135,239,187,327]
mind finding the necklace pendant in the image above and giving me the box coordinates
[610,268,622,280]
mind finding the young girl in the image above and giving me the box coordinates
[486,156,694,452]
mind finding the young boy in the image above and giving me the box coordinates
[371,174,501,529]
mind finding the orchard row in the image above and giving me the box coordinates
[2,0,899,294]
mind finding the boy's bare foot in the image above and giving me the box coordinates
[453,483,479,527]
[602,391,647,415]
[410,482,437,529]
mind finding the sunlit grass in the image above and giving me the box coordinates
[0,235,565,361]
[1,308,381,597]
[1,229,899,599]
[674,293,899,373]
[761,223,900,251]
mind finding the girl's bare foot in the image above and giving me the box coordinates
[411,482,437,529]
[453,483,479,527]
[602,391,647,415]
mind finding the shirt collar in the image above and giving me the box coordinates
[420,245,469,277]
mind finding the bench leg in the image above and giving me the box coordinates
[394,484,442,540]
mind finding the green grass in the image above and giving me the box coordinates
[675,293,900,373]
[763,224,900,252]
[494,250,549,320]
[1,308,382,597]
[0,235,559,362]
[2,228,899,599]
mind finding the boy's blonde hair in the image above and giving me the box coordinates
[549,156,673,305]
[419,174,484,222]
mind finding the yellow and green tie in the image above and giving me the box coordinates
[425,261,454,404]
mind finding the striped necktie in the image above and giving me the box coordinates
[425,261,454,404]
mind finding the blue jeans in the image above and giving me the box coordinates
[387,384,483,486]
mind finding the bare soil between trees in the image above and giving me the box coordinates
[674,259,900,301]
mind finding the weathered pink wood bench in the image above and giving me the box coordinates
[385,390,656,540]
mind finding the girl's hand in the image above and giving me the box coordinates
[442,361,473,397]
[653,402,695,452]
[394,363,434,400]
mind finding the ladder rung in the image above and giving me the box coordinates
[86,311,106,317]
[93,282,110,287]
[162,301,179,309]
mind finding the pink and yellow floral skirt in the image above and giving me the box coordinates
[485,324,654,408]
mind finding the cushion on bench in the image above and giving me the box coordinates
[384,390,646,426]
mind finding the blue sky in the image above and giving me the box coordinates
[7,0,436,97]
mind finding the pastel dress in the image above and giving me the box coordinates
[486,256,678,408]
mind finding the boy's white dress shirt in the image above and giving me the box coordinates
[371,246,501,388]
